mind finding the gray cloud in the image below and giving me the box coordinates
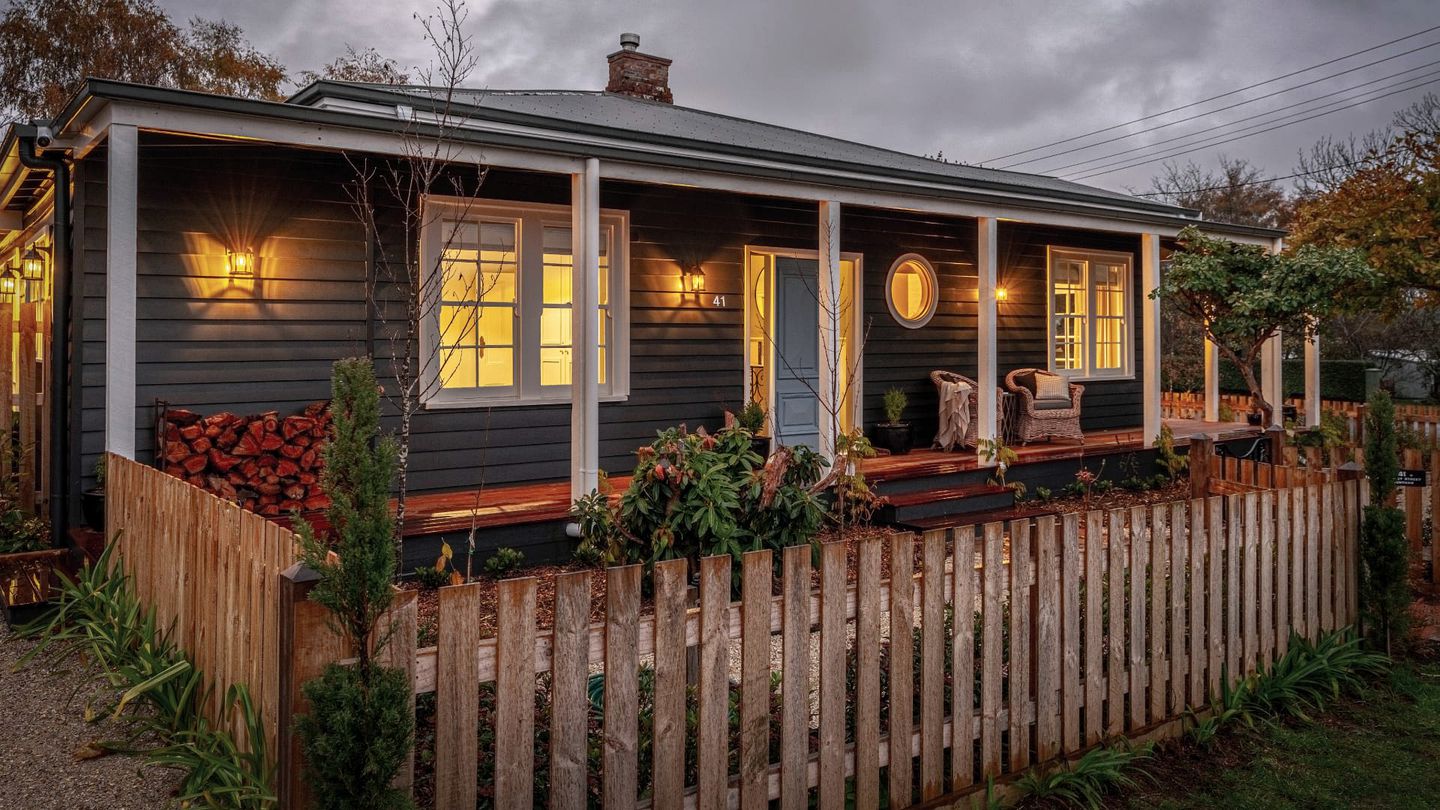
[162,0,1439,193]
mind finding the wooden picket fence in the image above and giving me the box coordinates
[1,300,50,512]
[1162,390,1440,446]
[105,453,300,760]
[416,477,1362,810]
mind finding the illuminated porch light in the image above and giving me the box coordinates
[682,263,706,294]
[995,286,1009,302]
[226,248,257,278]
[20,245,45,280]
[0,267,19,302]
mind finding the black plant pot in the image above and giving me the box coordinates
[81,488,105,530]
[874,423,914,455]
[750,436,771,458]
[1246,412,1263,426]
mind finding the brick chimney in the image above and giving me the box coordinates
[605,33,673,104]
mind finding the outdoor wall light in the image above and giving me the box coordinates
[226,248,257,278]
[0,267,19,302]
[995,286,1009,302]
[20,245,46,280]
[682,263,706,295]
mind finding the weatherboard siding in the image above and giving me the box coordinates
[70,136,1147,503]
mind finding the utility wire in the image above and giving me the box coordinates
[998,38,1440,169]
[1036,59,1440,175]
[1132,145,1404,197]
[1067,76,1440,181]
[981,23,1440,165]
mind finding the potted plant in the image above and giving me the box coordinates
[0,498,60,615]
[736,401,770,457]
[874,387,913,455]
[82,456,105,530]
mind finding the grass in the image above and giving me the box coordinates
[1118,662,1440,809]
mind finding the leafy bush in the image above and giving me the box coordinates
[412,565,449,590]
[293,358,413,810]
[829,430,885,527]
[1360,390,1410,651]
[1034,486,1053,503]
[571,538,605,568]
[572,425,825,567]
[0,506,48,553]
[1015,742,1153,809]
[1155,423,1188,479]
[19,547,274,808]
[1290,409,1349,450]
[296,664,413,810]
[735,401,766,433]
[484,547,525,579]
[882,387,908,424]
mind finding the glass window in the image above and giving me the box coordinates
[423,200,627,405]
[1047,249,1132,379]
[886,254,938,328]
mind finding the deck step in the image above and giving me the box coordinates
[879,483,1016,526]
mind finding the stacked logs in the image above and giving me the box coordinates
[159,402,332,517]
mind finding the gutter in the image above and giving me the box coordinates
[13,124,72,539]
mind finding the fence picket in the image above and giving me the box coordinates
[1169,501,1188,714]
[1207,496,1224,701]
[819,542,847,807]
[741,551,773,810]
[698,555,731,810]
[781,545,811,810]
[981,522,1003,779]
[1128,506,1148,729]
[1084,511,1104,747]
[1259,491,1276,666]
[1291,487,1307,641]
[922,530,948,793]
[892,531,917,803]
[857,535,883,808]
[603,565,642,809]
[1243,492,1259,674]
[1149,504,1168,721]
[1188,499,1206,702]
[495,577,537,810]
[1225,494,1242,681]
[1306,486,1321,640]
[550,571,592,810]
[1033,517,1060,763]
[436,582,484,810]
[1321,483,1336,632]
[652,559,687,810]
[1061,514,1082,753]
[1276,486,1292,659]
[1106,510,1126,738]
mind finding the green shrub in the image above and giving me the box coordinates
[1155,423,1188,479]
[1290,409,1349,450]
[484,547,525,579]
[1015,742,1153,809]
[0,506,48,553]
[1360,390,1410,651]
[293,358,413,809]
[735,400,766,433]
[571,540,605,568]
[882,387,908,424]
[572,425,824,567]
[296,664,413,810]
[412,565,449,590]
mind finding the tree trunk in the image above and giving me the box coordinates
[1215,341,1273,426]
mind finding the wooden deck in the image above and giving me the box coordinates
[282,419,1259,539]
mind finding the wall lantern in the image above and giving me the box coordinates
[20,245,46,280]
[681,263,706,296]
[226,248,257,278]
[0,267,19,302]
[995,286,1009,302]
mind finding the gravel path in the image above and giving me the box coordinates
[0,628,183,810]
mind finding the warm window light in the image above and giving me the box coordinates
[995,286,1009,302]
[682,263,706,294]
[20,245,45,280]
[227,248,256,277]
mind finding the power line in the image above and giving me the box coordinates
[1131,146,1403,197]
[998,38,1440,169]
[1035,59,1440,175]
[1066,76,1440,181]
[980,23,1440,165]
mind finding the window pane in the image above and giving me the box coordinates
[441,254,478,302]
[540,307,572,346]
[478,347,513,387]
[440,347,477,389]
[439,305,477,347]
[540,347,571,387]
[889,259,935,323]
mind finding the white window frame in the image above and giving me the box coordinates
[419,196,630,408]
[1045,246,1134,381]
[884,253,939,329]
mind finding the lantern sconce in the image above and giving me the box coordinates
[995,285,1009,303]
[681,263,706,299]
[226,247,257,278]
[0,266,19,302]
[20,245,46,280]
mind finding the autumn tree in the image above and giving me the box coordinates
[0,0,286,121]
[297,45,411,87]
[1155,226,1373,423]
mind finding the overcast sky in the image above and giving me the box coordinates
[162,0,1439,194]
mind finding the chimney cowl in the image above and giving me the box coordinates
[606,33,673,104]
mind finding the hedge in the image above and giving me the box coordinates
[1218,359,1378,402]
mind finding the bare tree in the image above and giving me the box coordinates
[347,0,495,568]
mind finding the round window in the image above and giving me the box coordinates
[886,254,938,328]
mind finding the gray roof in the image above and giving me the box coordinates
[355,86,1186,215]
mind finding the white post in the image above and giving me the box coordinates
[976,217,998,457]
[106,124,138,458]
[1141,233,1162,445]
[570,158,601,499]
[1261,331,1285,427]
[1203,334,1220,422]
[817,200,842,460]
[1304,320,1321,427]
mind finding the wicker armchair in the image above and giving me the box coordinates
[1004,368,1085,444]
[930,370,1001,451]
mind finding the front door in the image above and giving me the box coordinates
[774,257,821,450]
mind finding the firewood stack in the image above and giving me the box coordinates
[159,401,332,517]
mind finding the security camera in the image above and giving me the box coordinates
[34,127,53,148]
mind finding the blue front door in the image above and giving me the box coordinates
[774,257,820,451]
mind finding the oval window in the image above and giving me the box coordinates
[886,254,938,328]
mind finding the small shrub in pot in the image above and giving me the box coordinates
[736,401,770,458]
[874,387,913,455]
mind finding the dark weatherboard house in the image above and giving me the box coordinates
[0,35,1299,564]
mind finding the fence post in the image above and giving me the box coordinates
[1190,434,1213,500]
[1265,425,1286,467]
[276,563,347,810]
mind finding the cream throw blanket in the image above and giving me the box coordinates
[935,379,973,451]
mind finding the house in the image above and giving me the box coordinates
[0,35,1307,564]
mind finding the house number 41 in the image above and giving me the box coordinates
[710,294,727,307]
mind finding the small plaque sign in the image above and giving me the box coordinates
[1397,469,1427,487]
